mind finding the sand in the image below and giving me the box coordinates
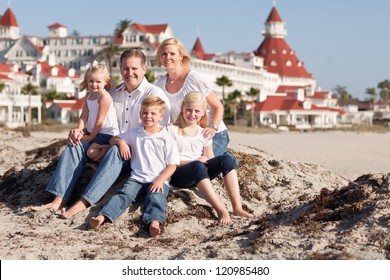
[229,130,390,181]
[0,128,389,263]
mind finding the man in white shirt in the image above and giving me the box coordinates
[32,49,171,218]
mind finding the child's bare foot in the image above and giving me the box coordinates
[233,208,255,218]
[149,221,161,237]
[60,199,89,219]
[30,197,65,212]
[217,210,232,224]
[90,216,105,229]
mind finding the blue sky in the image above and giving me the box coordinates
[3,0,390,100]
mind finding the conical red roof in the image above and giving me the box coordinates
[0,8,19,27]
[255,7,311,78]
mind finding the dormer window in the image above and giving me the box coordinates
[271,49,276,54]
[282,49,287,54]
[270,60,277,66]
[286,60,292,66]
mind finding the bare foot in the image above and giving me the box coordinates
[60,199,89,219]
[233,208,255,218]
[30,197,65,212]
[217,209,232,224]
[149,221,161,237]
[90,216,105,229]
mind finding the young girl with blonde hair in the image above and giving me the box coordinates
[167,91,254,224]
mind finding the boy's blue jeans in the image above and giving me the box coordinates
[98,178,171,225]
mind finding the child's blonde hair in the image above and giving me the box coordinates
[141,96,167,114]
[80,62,112,92]
[175,91,207,136]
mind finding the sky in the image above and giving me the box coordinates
[3,0,390,100]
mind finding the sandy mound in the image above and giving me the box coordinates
[0,129,389,260]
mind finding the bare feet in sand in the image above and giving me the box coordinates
[30,197,65,212]
[60,199,89,219]
[233,208,255,218]
[217,209,232,224]
[149,221,161,237]
[90,215,105,229]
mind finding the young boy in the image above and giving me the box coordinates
[90,96,179,237]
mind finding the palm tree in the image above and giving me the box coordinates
[115,18,132,38]
[95,44,121,79]
[0,81,5,93]
[333,85,351,100]
[377,79,390,102]
[21,82,38,126]
[216,75,232,104]
[246,87,260,127]
[227,90,242,126]
[145,70,156,83]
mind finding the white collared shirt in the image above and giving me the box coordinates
[111,77,171,133]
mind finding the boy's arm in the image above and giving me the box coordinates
[149,164,177,193]
[110,136,131,160]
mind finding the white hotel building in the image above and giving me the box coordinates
[0,5,349,128]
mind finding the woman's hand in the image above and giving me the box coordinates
[202,127,216,139]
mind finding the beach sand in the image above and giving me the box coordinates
[229,130,390,181]
[0,128,389,260]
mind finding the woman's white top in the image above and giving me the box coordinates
[155,70,227,133]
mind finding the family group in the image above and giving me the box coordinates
[31,38,254,237]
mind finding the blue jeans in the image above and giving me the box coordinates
[82,145,130,205]
[212,130,238,168]
[46,141,91,202]
[98,178,171,224]
[171,153,236,188]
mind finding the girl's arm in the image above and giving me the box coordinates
[149,164,177,193]
[110,136,131,160]
[77,93,90,131]
[198,144,214,163]
[86,92,112,140]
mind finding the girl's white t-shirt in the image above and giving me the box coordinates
[167,125,212,162]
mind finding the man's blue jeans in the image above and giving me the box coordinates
[46,141,91,202]
[82,145,130,205]
[97,178,171,225]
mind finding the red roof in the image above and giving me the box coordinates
[276,85,305,94]
[254,6,311,78]
[38,62,80,78]
[0,8,18,27]
[54,97,85,110]
[0,63,12,73]
[253,95,336,112]
[47,22,67,28]
[131,23,168,34]
[255,37,311,78]
[266,7,283,23]
[191,37,214,60]
[0,73,12,80]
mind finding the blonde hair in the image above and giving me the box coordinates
[154,38,191,69]
[175,91,207,136]
[80,63,112,91]
[141,96,167,114]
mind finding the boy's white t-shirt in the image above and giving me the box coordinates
[167,125,212,161]
[118,127,179,185]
